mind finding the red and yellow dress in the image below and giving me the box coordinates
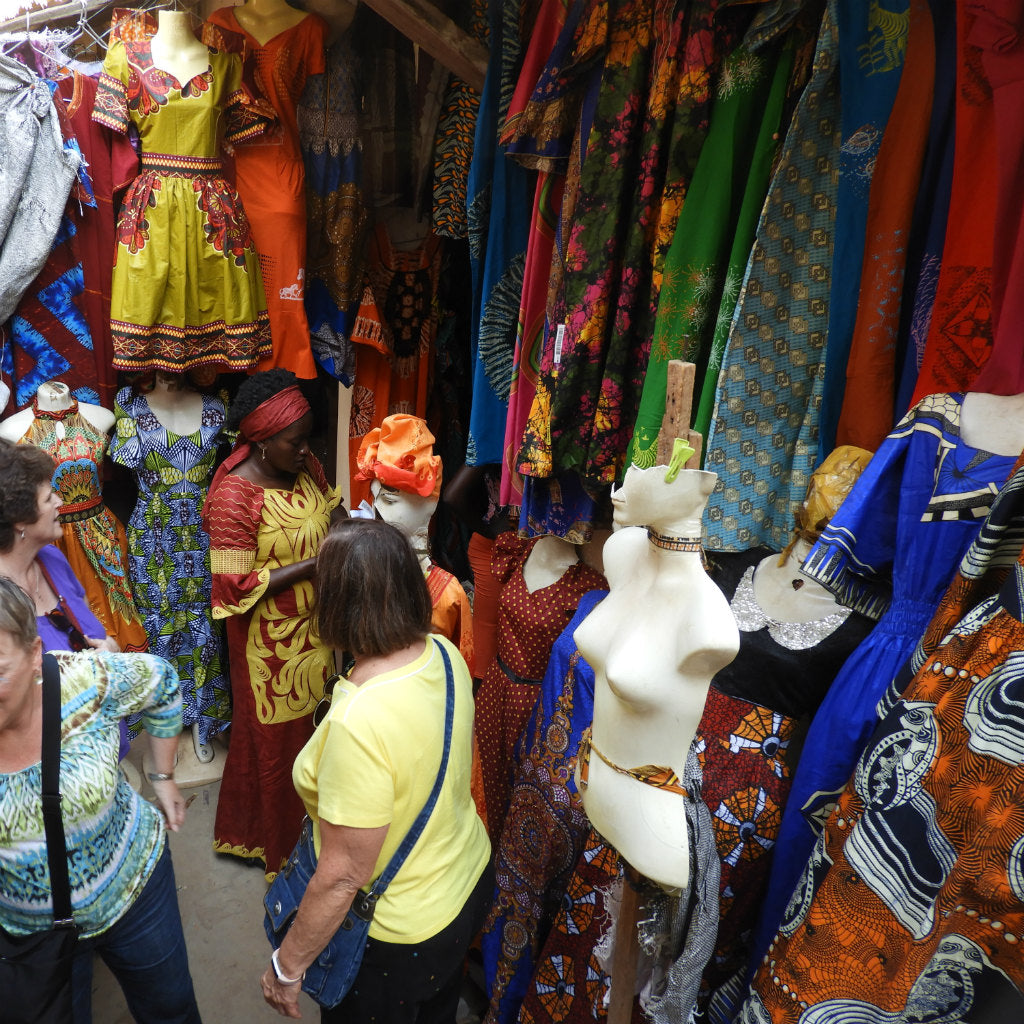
[205,455,338,877]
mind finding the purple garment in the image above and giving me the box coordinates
[37,544,130,759]
[36,543,105,648]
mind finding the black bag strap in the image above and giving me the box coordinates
[368,638,456,898]
[40,652,73,926]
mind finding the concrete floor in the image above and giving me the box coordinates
[91,734,488,1023]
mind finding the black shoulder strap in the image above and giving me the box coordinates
[40,652,73,925]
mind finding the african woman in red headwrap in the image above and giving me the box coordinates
[203,369,341,877]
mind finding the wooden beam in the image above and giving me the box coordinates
[359,0,488,92]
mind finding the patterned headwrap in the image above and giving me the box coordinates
[780,444,873,563]
[239,386,311,441]
[207,385,313,509]
[355,414,442,499]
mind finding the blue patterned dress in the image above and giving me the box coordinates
[110,387,230,743]
[751,392,1017,963]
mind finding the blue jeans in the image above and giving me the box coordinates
[71,843,202,1024]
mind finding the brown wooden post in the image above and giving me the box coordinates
[607,865,643,1024]
[655,360,696,466]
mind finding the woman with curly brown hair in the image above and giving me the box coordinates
[0,440,118,658]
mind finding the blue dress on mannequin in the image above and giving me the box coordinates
[752,392,1017,963]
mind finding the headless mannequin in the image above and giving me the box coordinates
[959,392,1024,457]
[522,535,580,594]
[574,467,739,890]
[0,381,114,443]
[144,371,204,437]
[753,537,843,623]
[150,9,210,86]
[134,370,211,764]
[230,0,309,46]
[297,0,357,45]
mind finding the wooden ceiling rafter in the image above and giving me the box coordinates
[358,0,487,92]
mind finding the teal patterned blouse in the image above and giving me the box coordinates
[0,651,181,938]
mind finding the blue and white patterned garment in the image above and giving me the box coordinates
[109,387,230,744]
[0,651,181,939]
[750,392,1017,962]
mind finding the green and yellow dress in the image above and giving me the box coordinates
[92,18,271,372]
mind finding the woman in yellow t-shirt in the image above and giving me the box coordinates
[261,518,491,1021]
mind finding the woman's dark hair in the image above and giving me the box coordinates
[226,369,300,431]
[315,519,432,658]
[0,441,56,553]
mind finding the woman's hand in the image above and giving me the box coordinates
[151,778,187,832]
[86,635,120,653]
[261,964,303,1018]
[259,819,388,1018]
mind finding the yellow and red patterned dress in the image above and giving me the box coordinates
[21,402,146,654]
[91,12,271,373]
[205,456,338,877]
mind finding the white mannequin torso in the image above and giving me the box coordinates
[959,391,1024,457]
[574,467,739,889]
[522,535,579,594]
[151,9,209,86]
[143,373,204,437]
[0,382,114,443]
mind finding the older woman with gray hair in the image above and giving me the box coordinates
[0,577,202,1022]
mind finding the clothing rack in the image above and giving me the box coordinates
[0,0,112,34]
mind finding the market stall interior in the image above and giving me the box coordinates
[3,0,1024,1021]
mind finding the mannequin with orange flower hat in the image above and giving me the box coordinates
[355,414,474,669]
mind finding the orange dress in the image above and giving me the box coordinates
[204,9,327,378]
[21,404,147,653]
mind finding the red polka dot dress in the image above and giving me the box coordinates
[474,533,606,843]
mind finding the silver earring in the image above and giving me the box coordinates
[19,529,25,541]
[259,446,266,461]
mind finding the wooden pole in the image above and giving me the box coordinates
[655,360,696,466]
[607,864,643,1024]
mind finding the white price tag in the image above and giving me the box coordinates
[553,324,566,365]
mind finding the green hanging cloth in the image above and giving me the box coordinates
[629,36,796,467]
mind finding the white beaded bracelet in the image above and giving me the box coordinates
[271,948,304,985]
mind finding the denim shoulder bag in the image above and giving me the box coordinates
[264,638,456,1008]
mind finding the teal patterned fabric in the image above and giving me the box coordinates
[704,0,841,551]
[0,651,181,939]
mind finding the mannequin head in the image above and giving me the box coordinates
[154,370,188,392]
[780,444,873,564]
[356,415,442,544]
[610,465,717,532]
[34,381,73,412]
[369,480,437,537]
